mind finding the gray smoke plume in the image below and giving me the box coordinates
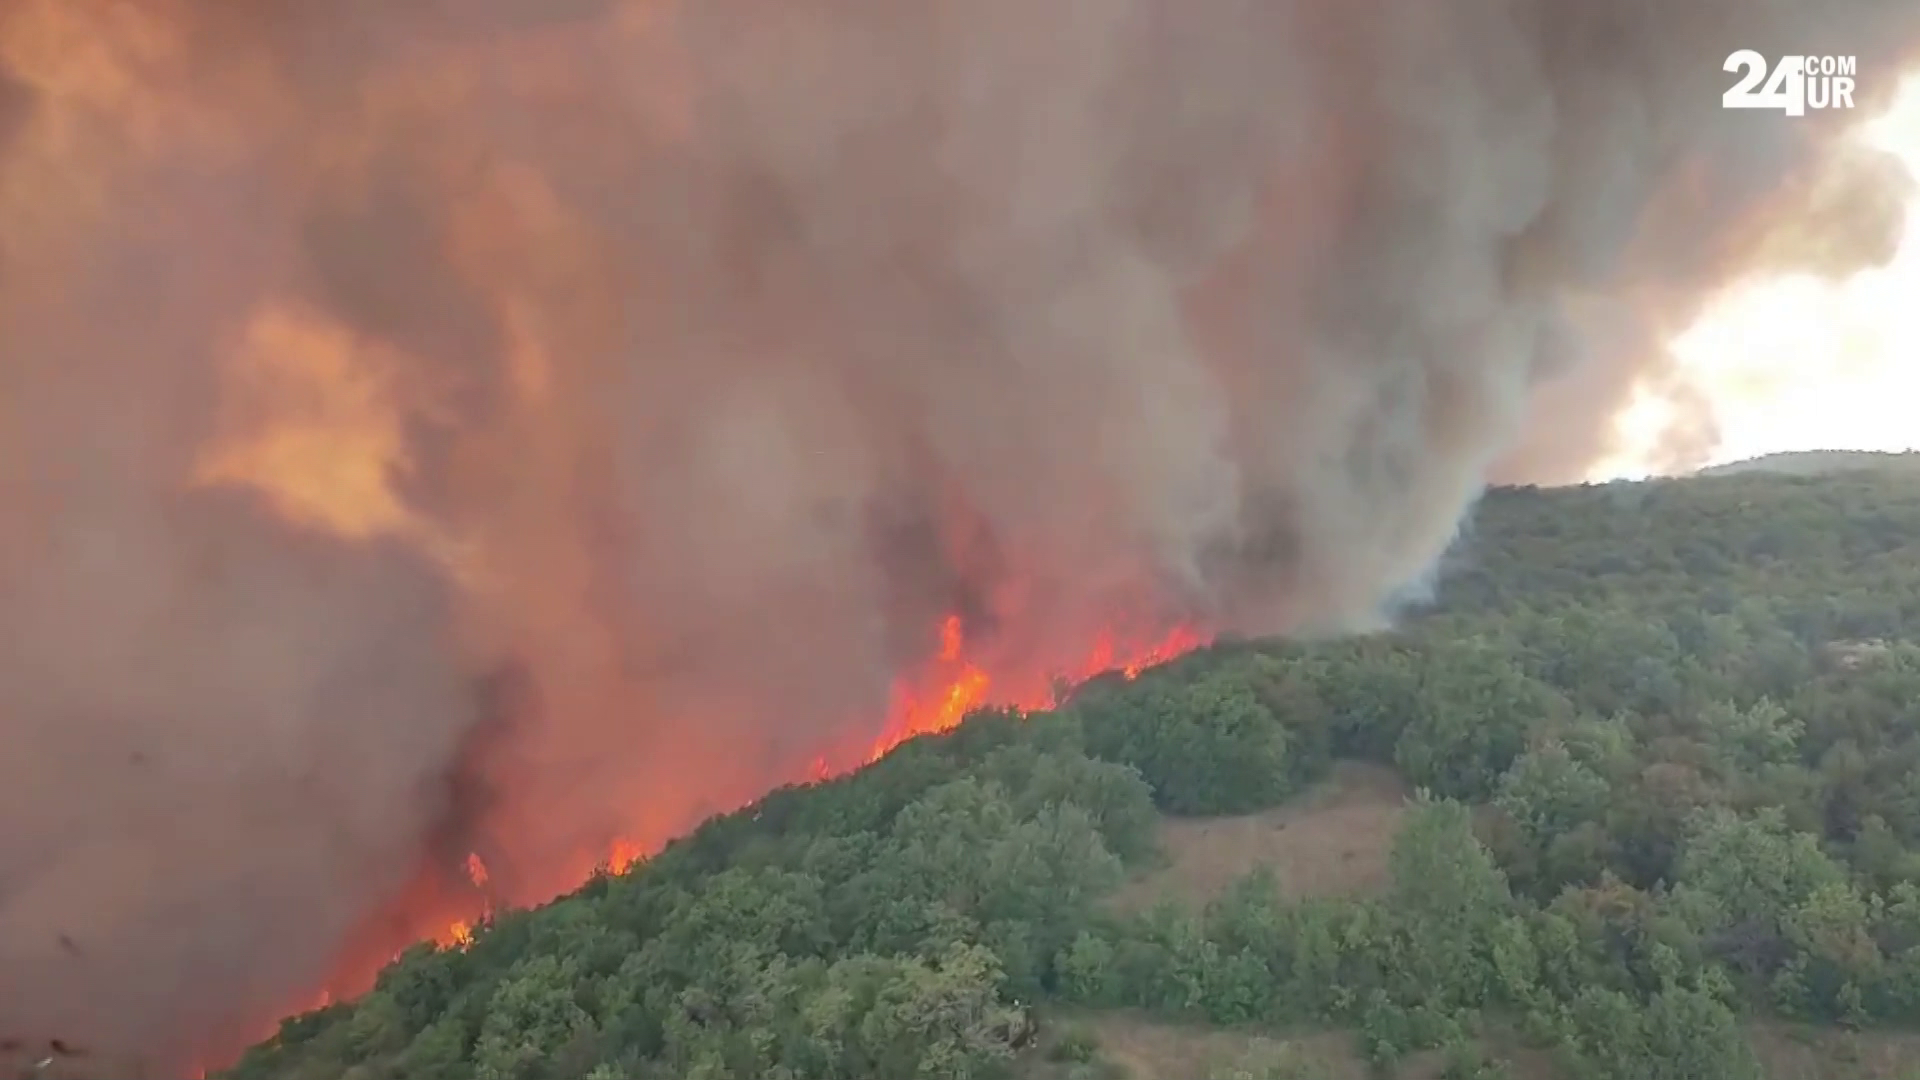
[0,0,1915,1069]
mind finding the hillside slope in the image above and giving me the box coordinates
[1697,450,1920,478]
[193,467,1920,1080]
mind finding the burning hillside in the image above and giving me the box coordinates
[254,613,1207,1072]
[2,0,1918,1073]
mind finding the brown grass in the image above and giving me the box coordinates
[1113,761,1410,912]
[1045,1013,1920,1080]
[1069,1011,1371,1080]
[1751,1021,1920,1079]
[1056,1012,1562,1080]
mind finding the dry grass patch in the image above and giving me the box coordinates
[1057,1012,1560,1080]
[1751,1021,1920,1079]
[1114,762,1409,911]
[1070,1011,1369,1080]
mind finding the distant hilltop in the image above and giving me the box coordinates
[1696,449,1920,478]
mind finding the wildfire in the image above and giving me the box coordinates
[871,660,993,763]
[606,838,646,875]
[858,613,998,763]
[586,614,1204,881]
[13,8,1211,1060]
[866,615,1202,765]
[509,614,1201,934]
[160,293,1211,1080]
[172,607,1201,1079]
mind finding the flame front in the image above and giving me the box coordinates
[291,612,1204,1038]
[582,612,1202,900]
[864,616,1204,763]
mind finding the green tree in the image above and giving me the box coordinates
[470,956,597,1080]
[1395,644,1567,799]
[1082,671,1297,815]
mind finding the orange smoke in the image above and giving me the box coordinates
[193,304,420,542]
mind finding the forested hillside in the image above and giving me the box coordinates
[222,468,1920,1080]
[1697,451,1920,479]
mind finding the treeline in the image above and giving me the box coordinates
[224,467,1920,1080]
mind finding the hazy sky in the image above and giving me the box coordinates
[1599,75,1920,478]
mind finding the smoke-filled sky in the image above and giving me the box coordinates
[1595,76,1920,478]
[2,0,1918,1069]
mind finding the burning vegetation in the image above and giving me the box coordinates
[0,0,1917,1074]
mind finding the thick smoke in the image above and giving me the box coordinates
[1,0,1916,1068]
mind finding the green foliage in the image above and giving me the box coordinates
[471,956,595,1080]
[1393,644,1567,799]
[1078,669,1301,815]
[224,467,1920,1080]
[1550,976,1763,1080]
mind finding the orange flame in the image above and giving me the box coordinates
[606,838,646,875]
[591,615,1201,876]
[843,616,1206,768]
